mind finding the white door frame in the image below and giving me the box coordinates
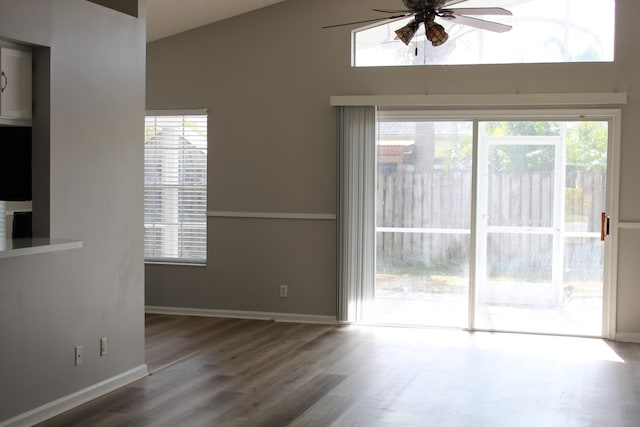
[378,108,621,339]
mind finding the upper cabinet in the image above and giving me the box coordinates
[0,47,32,121]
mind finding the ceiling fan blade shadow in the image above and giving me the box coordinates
[323,13,412,29]
[444,0,469,7]
[445,7,512,16]
[443,14,512,32]
[373,9,412,13]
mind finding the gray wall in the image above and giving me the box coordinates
[0,0,146,422]
[146,0,640,334]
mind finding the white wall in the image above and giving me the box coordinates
[145,0,640,335]
[0,0,146,422]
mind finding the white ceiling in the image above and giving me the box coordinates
[146,0,287,42]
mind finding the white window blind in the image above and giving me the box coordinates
[0,201,5,239]
[144,112,207,264]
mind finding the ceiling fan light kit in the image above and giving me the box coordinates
[324,0,512,47]
[425,21,448,46]
[395,21,420,45]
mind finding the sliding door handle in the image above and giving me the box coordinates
[601,212,610,241]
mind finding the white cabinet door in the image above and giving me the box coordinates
[0,47,32,120]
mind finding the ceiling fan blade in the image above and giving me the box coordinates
[445,7,512,16]
[442,14,512,32]
[323,13,411,29]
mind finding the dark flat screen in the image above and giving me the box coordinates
[0,126,32,201]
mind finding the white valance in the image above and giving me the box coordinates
[330,93,627,107]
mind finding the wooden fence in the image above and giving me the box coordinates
[376,170,606,278]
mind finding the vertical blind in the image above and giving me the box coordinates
[337,106,377,323]
[144,112,207,264]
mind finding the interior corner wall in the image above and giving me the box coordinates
[0,0,146,423]
[31,46,51,238]
[145,0,640,335]
[87,0,139,17]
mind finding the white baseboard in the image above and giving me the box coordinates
[614,332,640,343]
[0,364,148,427]
[145,306,338,325]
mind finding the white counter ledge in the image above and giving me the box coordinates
[0,238,83,259]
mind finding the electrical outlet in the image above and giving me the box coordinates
[100,337,108,356]
[75,345,83,366]
[279,285,288,298]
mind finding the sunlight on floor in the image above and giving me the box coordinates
[351,324,626,364]
[472,332,625,364]
[371,295,602,337]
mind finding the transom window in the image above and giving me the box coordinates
[144,111,207,264]
[353,0,615,67]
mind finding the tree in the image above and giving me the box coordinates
[565,122,607,172]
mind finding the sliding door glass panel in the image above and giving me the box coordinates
[475,121,607,336]
[374,121,472,327]
[561,121,608,335]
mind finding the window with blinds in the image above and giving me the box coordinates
[144,111,207,264]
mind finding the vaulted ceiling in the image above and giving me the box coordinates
[146,0,287,42]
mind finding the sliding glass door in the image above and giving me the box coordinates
[373,120,473,327]
[475,121,608,336]
[373,112,614,337]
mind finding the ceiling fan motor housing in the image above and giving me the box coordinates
[402,0,447,11]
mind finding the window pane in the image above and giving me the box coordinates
[374,120,472,327]
[487,145,555,227]
[353,0,614,67]
[485,233,553,285]
[476,120,606,336]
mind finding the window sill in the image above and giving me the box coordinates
[145,261,207,267]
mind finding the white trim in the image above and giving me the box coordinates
[0,239,82,260]
[0,365,148,427]
[145,108,207,116]
[614,333,640,343]
[469,120,480,331]
[603,111,622,340]
[145,306,338,325]
[379,108,623,121]
[330,93,628,107]
[207,211,337,221]
[145,260,207,267]
[618,222,640,229]
[377,227,470,235]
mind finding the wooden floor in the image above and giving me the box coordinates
[39,314,640,426]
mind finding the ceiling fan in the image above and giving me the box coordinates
[323,0,513,47]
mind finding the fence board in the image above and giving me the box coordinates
[376,170,606,270]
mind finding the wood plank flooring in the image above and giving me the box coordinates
[38,314,640,426]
